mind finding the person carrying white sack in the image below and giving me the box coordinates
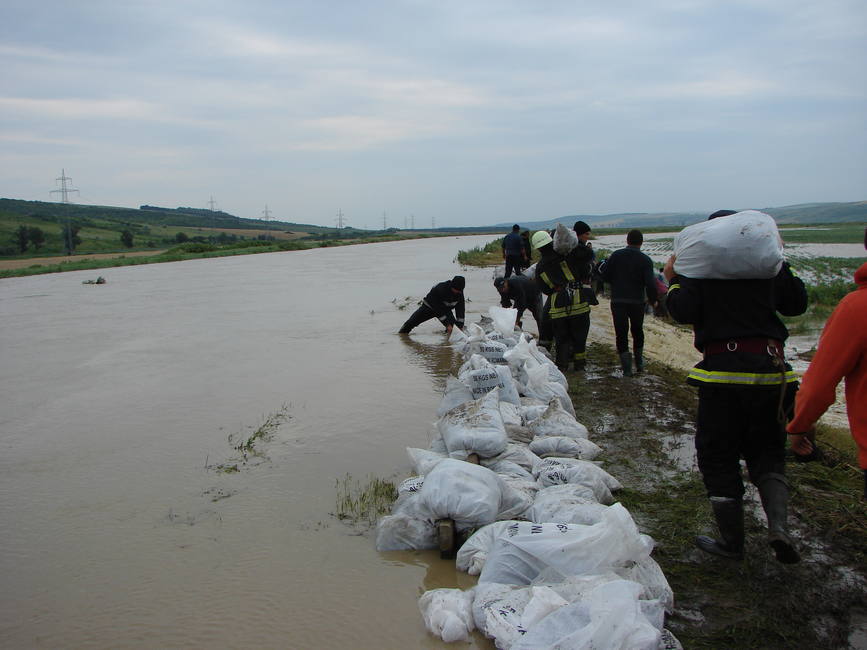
[664,209,807,565]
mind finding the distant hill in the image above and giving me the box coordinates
[496,201,867,231]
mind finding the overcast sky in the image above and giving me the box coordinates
[1,1,865,228]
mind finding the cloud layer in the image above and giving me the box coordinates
[1,0,864,227]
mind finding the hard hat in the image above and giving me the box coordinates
[531,230,552,250]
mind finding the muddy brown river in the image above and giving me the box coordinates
[0,236,500,648]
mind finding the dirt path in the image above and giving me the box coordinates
[566,312,866,648]
[0,250,167,270]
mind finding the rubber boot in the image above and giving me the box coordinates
[695,497,744,560]
[619,351,633,377]
[634,347,644,373]
[756,473,800,564]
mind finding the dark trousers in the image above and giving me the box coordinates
[611,301,645,354]
[551,313,590,368]
[504,255,524,278]
[399,304,447,333]
[696,383,796,498]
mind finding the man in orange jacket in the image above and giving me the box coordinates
[788,227,867,498]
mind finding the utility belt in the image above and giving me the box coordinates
[691,337,796,387]
[703,337,784,360]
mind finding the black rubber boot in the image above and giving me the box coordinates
[757,473,800,564]
[695,497,744,560]
[619,351,633,377]
[634,347,644,373]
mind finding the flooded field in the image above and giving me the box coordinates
[0,235,501,648]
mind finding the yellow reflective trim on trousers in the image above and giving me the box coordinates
[548,304,570,319]
[573,351,587,360]
[559,261,575,282]
[687,367,799,385]
[540,271,555,289]
[569,303,590,315]
[668,283,680,293]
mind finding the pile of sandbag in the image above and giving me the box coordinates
[375,307,680,648]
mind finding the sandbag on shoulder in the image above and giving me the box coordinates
[673,210,783,279]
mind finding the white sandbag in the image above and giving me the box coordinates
[406,447,447,475]
[527,399,590,439]
[438,389,509,459]
[456,521,519,575]
[437,376,474,416]
[520,403,549,424]
[461,357,522,406]
[472,583,535,648]
[488,443,543,471]
[465,339,508,364]
[489,305,519,338]
[527,484,608,525]
[553,222,579,255]
[673,210,783,280]
[505,339,568,390]
[498,480,536,521]
[534,457,623,495]
[511,580,661,650]
[375,514,437,551]
[429,435,448,454]
[521,363,575,417]
[530,435,603,460]
[499,401,523,427]
[616,554,674,614]
[398,476,425,494]
[482,458,535,481]
[417,458,505,529]
[479,504,651,585]
[523,263,536,280]
[418,587,476,643]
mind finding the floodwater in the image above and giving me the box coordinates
[0,236,499,649]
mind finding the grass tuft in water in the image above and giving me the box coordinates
[334,473,398,528]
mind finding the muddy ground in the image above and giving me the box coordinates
[568,338,867,649]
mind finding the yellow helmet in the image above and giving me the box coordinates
[531,230,553,250]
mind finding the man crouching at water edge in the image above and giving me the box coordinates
[399,276,465,335]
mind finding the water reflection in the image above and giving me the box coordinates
[398,333,460,391]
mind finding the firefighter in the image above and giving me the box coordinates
[664,209,807,564]
[493,274,548,340]
[399,275,465,334]
[531,229,594,370]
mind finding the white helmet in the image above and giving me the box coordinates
[531,230,553,250]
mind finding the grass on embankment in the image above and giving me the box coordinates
[0,231,458,279]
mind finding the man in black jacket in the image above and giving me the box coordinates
[494,275,548,339]
[501,224,527,278]
[602,229,658,376]
[664,209,808,564]
[399,276,466,334]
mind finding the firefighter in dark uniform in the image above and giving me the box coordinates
[664,210,807,564]
[494,274,549,340]
[531,229,595,370]
[399,275,465,334]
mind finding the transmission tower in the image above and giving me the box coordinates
[208,195,218,211]
[262,205,272,220]
[410,214,415,230]
[382,211,388,229]
[431,216,436,229]
[50,169,79,204]
[336,209,346,228]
